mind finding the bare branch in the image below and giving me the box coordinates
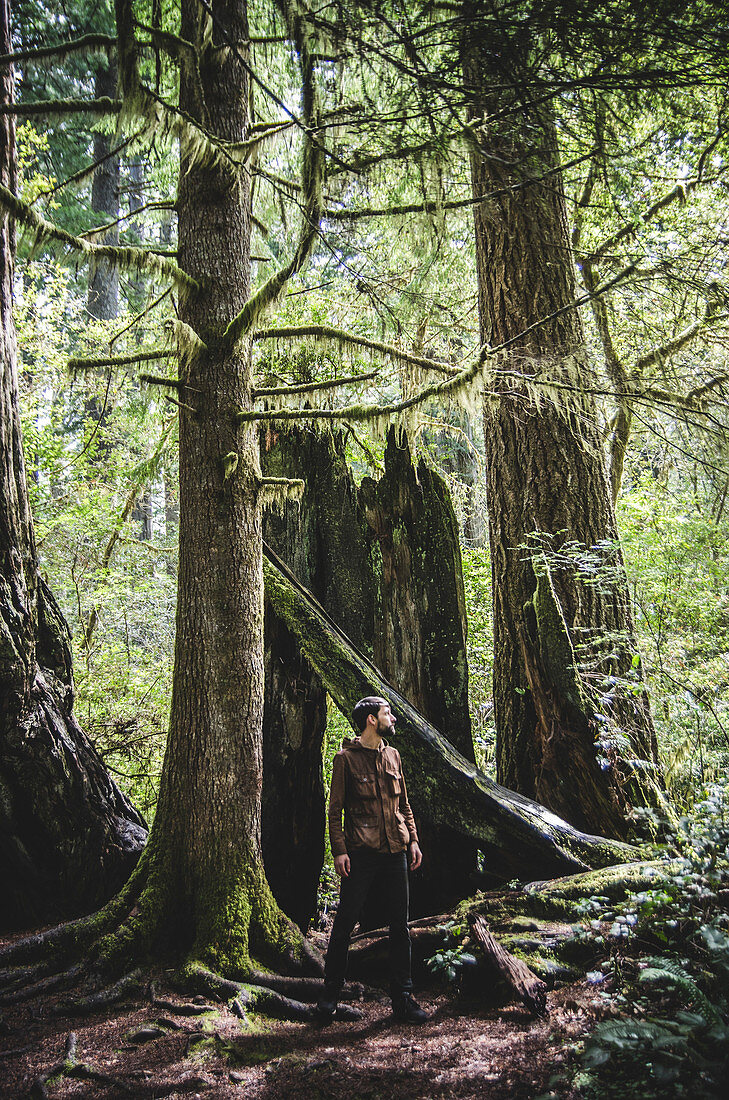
[254,370,378,396]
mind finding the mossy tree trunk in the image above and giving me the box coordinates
[461,9,662,837]
[360,429,478,911]
[102,0,308,976]
[0,0,146,932]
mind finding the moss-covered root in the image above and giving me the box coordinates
[181,961,363,1023]
[523,859,679,913]
[453,860,678,926]
[52,970,145,1017]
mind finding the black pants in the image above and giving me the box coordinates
[324,848,412,996]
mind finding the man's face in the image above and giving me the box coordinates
[375,703,396,735]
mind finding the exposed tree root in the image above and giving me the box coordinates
[148,981,217,1016]
[25,1032,131,1099]
[53,969,145,1016]
[183,962,363,1022]
[0,964,86,1006]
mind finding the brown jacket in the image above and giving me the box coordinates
[328,737,419,857]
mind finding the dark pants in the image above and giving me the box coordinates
[324,848,412,996]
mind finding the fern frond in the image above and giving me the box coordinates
[640,957,721,1023]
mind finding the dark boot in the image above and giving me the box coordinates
[391,992,428,1023]
[314,982,342,1023]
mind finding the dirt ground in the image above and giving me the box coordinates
[0,959,603,1100]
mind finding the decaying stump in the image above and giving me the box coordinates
[263,543,640,880]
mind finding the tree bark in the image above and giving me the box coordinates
[260,430,335,930]
[0,0,146,931]
[461,10,662,836]
[262,544,639,880]
[109,0,306,974]
[261,427,477,918]
[87,60,120,323]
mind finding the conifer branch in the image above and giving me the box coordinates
[222,0,326,347]
[240,261,649,426]
[134,23,197,62]
[633,317,712,374]
[139,374,183,388]
[0,97,121,118]
[582,135,724,266]
[0,184,198,292]
[252,324,459,376]
[34,130,144,205]
[81,202,176,241]
[110,287,174,346]
[0,34,116,67]
[254,370,378,396]
[69,350,175,372]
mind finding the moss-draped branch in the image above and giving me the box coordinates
[0,183,198,293]
[252,324,459,376]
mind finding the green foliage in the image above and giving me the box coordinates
[426,920,478,985]
[619,483,729,803]
[461,544,494,773]
[567,785,729,1097]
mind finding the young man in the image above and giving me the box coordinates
[316,696,428,1024]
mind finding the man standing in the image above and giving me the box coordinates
[316,696,428,1024]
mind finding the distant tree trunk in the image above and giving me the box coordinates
[0,0,146,931]
[85,58,119,454]
[87,60,120,323]
[360,430,478,912]
[461,10,662,837]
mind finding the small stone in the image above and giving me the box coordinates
[125,1025,167,1044]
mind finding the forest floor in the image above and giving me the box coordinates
[0,924,607,1100]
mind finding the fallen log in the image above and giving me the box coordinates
[263,543,639,881]
[470,914,547,1017]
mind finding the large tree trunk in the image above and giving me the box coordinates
[360,429,478,911]
[0,0,146,931]
[111,0,305,973]
[461,10,662,837]
[263,544,639,880]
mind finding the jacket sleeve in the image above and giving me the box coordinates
[328,752,348,857]
[398,755,419,845]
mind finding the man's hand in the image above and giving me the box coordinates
[334,853,351,878]
[408,842,422,870]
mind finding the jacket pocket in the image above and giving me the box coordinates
[353,775,377,799]
[385,770,402,795]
